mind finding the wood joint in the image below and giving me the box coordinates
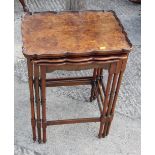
[100,114,113,122]
[42,121,47,128]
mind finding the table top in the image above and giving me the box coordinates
[21,10,132,58]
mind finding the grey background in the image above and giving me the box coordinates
[14,0,141,154]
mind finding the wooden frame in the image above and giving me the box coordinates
[26,55,128,143]
[22,10,132,143]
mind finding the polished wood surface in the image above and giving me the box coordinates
[22,11,131,58]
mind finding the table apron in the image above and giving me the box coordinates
[33,59,124,71]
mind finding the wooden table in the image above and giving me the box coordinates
[21,10,132,143]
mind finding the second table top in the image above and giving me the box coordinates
[22,10,132,58]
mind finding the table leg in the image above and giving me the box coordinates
[96,69,104,114]
[93,69,102,99]
[90,69,97,102]
[98,64,114,138]
[27,59,36,142]
[103,60,127,136]
[102,62,121,137]
[99,69,106,96]
[93,68,105,100]
[34,64,42,143]
[41,66,47,143]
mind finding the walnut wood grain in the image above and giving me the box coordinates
[22,10,132,58]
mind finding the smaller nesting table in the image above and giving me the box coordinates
[21,10,132,143]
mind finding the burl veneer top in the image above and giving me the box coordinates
[22,11,132,58]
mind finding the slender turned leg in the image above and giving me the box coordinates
[102,73,118,137]
[102,62,121,137]
[90,69,97,102]
[19,0,29,12]
[27,59,36,142]
[95,68,106,98]
[34,64,41,143]
[104,60,127,136]
[98,64,114,138]
[99,69,106,96]
[93,69,102,99]
[41,66,47,143]
[96,69,104,114]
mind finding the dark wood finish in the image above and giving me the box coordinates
[90,68,97,102]
[40,66,47,143]
[98,63,115,138]
[27,59,36,141]
[97,95,103,115]
[19,0,29,12]
[129,0,141,3]
[34,64,41,143]
[96,69,104,114]
[104,59,127,137]
[91,68,101,101]
[102,61,121,138]
[100,75,106,95]
[21,11,132,143]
